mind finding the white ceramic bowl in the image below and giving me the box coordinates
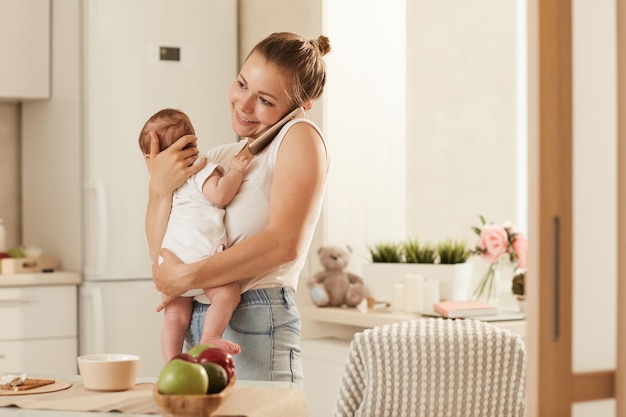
[77,354,140,391]
[20,244,42,258]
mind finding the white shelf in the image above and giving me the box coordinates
[299,305,527,339]
[300,305,422,328]
[0,271,80,287]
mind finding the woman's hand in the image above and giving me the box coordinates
[145,132,207,263]
[148,132,207,196]
[153,248,191,311]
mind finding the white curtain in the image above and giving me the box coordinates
[323,0,407,269]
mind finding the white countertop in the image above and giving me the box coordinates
[0,271,80,287]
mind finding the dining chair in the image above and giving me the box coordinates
[334,317,526,417]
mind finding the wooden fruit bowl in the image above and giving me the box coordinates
[153,375,236,417]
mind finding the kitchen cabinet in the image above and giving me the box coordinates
[0,0,50,101]
[301,337,351,417]
[0,284,78,374]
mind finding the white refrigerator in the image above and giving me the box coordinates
[21,0,237,378]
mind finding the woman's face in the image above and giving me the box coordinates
[229,51,293,140]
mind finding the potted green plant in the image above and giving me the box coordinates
[403,239,436,264]
[363,241,414,302]
[368,242,402,263]
[362,238,474,303]
[436,239,471,265]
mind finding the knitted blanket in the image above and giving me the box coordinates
[334,318,526,417]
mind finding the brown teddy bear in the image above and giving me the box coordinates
[308,245,366,307]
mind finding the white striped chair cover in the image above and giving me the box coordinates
[334,318,526,417]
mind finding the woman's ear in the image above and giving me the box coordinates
[302,101,313,111]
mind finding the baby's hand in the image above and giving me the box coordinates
[228,153,252,174]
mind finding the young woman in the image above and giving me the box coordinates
[145,32,331,385]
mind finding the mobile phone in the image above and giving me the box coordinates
[247,107,305,155]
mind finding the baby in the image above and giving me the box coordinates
[139,108,250,361]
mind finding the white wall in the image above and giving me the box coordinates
[320,0,520,275]
[406,0,518,244]
[572,0,617,414]
[323,0,407,266]
[572,0,617,372]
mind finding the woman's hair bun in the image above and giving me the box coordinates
[313,35,332,56]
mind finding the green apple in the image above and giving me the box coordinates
[157,358,208,395]
[6,247,25,258]
[187,343,215,357]
[201,362,229,394]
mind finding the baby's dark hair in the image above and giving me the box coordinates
[249,32,331,107]
[138,108,195,154]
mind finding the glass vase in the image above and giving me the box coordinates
[473,264,500,306]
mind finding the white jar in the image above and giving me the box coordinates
[0,218,5,252]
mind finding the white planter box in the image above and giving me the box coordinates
[362,262,473,303]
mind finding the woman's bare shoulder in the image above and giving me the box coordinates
[280,119,325,151]
[276,120,328,174]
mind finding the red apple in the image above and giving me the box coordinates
[0,252,9,259]
[171,352,196,363]
[197,347,235,380]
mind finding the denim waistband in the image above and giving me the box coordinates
[238,286,296,306]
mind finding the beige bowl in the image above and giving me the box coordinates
[153,375,236,417]
[77,354,140,391]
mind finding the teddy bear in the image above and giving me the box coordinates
[308,245,366,308]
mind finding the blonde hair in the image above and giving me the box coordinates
[138,108,195,154]
[249,32,332,107]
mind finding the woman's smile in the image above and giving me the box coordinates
[235,111,256,126]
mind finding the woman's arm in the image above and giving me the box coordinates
[145,132,207,261]
[152,122,327,300]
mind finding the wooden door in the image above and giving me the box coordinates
[528,0,620,415]
[617,0,626,414]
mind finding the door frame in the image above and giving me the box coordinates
[616,0,626,414]
[528,0,620,415]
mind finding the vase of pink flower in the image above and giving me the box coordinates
[471,215,528,305]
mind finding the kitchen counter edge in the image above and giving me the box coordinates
[0,271,80,287]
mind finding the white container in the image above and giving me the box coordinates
[362,262,474,302]
[403,274,424,313]
[0,219,6,252]
[77,354,140,391]
[391,283,405,311]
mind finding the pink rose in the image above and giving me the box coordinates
[479,224,509,263]
[512,234,528,270]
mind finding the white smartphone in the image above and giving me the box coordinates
[247,107,305,155]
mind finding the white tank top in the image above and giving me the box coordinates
[201,118,329,294]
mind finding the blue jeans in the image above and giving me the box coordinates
[186,287,303,387]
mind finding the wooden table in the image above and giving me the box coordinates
[0,375,308,416]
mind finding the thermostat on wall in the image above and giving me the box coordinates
[159,46,180,61]
[147,43,192,66]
